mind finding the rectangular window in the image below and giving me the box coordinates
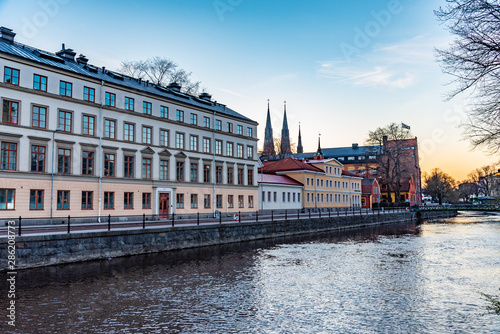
[191,194,198,209]
[248,195,254,208]
[142,158,151,179]
[104,119,116,139]
[58,110,72,132]
[105,92,116,107]
[104,192,114,209]
[176,161,184,181]
[274,192,277,202]
[60,81,72,97]
[189,135,198,151]
[29,190,44,210]
[104,153,115,177]
[228,195,234,208]
[124,155,134,178]
[143,101,152,115]
[160,105,169,118]
[238,195,244,208]
[227,122,233,133]
[216,194,223,208]
[226,142,233,157]
[124,192,133,209]
[31,145,45,173]
[247,169,253,186]
[57,148,71,174]
[83,86,95,102]
[190,113,197,125]
[203,138,211,154]
[247,146,253,159]
[124,123,135,142]
[142,193,151,209]
[215,119,222,131]
[176,109,184,122]
[142,126,152,144]
[237,144,243,158]
[190,163,198,182]
[215,140,222,155]
[125,97,134,111]
[32,105,46,129]
[176,193,184,209]
[237,125,243,135]
[227,167,234,184]
[82,151,94,176]
[203,164,211,183]
[160,160,169,180]
[0,189,15,210]
[82,191,93,210]
[4,67,19,85]
[282,192,286,202]
[237,168,244,185]
[57,190,70,210]
[175,132,184,149]
[247,127,253,137]
[2,100,19,125]
[216,166,222,184]
[203,116,210,128]
[33,74,47,91]
[82,115,95,136]
[204,194,211,209]
[262,191,265,202]
[160,129,169,147]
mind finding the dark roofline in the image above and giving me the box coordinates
[0,36,257,125]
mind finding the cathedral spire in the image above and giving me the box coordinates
[280,100,291,156]
[262,99,275,156]
[315,133,323,159]
[297,123,303,154]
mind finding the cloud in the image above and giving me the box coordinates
[320,65,414,88]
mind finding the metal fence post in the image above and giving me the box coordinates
[219,212,222,224]
[18,216,21,236]
[67,215,71,233]
[108,215,111,231]
[297,209,300,220]
[197,212,200,226]
[143,213,146,229]
[309,210,311,219]
[256,211,258,223]
[319,209,321,218]
[172,213,175,227]
[285,209,287,221]
[271,210,274,222]
[239,211,241,223]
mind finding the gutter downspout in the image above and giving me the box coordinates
[98,80,104,221]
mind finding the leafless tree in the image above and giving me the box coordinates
[118,57,202,96]
[423,168,457,204]
[272,137,297,159]
[366,123,414,204]
[467,163,499,196]
[435,0,500,154]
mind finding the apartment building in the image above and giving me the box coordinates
[0,27,258,219]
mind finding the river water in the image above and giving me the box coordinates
[2,212,500,333]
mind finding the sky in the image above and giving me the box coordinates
[0,0,498,181]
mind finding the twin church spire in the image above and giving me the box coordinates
[262,100,292,157]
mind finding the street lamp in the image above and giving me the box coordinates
[50,128,61,224]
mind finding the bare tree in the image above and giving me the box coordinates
[424,168,457,204]
[272,137,297,159]
[435,0,500,154]
[118,57,202,96]
[366,123,414,205]
[467,163,499,196]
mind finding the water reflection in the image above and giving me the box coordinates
[2,215,500,333]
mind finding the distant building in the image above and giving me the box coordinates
[361,178,380,208]
[258,174,303,211]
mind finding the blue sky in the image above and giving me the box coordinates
[0,0,497,180]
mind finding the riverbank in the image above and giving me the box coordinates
[1,210,456,271]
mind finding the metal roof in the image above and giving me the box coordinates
[294,145,381,159]
[0,38,257,124]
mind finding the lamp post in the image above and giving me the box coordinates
[50,128,61,224]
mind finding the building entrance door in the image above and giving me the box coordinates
[159,193,169,219]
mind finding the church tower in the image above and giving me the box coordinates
[280,101,292,156]
[297,123,303,154]
[262,100,275,156]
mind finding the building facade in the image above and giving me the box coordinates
[0,27,259,219]
[258,174,303,211]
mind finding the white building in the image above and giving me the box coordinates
[0,27,259,219]
[258,174,303,211]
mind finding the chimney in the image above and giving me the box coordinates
[352,143,358,149]
[199,92,212,101]
[167,82,181,92]
[76,54,88,65]
[0,27,15,43]
[56,43,76,61]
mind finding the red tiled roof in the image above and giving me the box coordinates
[261,157,323,174]
[258,174,303,186]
